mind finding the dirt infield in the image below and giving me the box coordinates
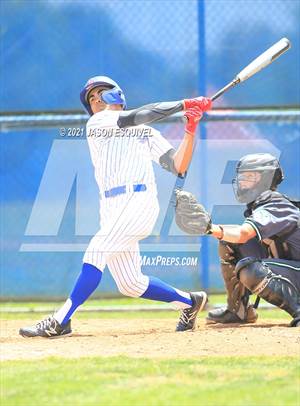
[1,318,299,361]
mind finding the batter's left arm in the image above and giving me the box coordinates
[117,97,211,128]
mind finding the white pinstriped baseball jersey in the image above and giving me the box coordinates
[83,109,174,296]
[86,110,173,194]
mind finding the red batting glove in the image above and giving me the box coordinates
[183,96,212,112]
[184,106,203,135]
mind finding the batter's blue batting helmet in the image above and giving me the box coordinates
[80,75,127,115]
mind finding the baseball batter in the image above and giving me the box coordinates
[20,76,212,337]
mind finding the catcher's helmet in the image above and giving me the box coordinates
[232,153,284,204]
[80,75,127,115]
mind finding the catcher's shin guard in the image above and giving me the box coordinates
[237,258,300,327]
[217,241,251,320]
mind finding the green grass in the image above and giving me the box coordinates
[0,294,226,308]
[0,298,296,405]
[0,296,156,308]
[1,356,299,406]
[1,310,178,320]
[0,294,290,321]
[0,308,290,321]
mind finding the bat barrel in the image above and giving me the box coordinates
[208,38,291,102]
[236,38,291,83]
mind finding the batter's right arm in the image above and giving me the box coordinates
[117,97,211,128]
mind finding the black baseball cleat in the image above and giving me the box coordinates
[206,306,258,324]
[176,291,208,332]
[19,316,72,338]
[290,316,300,327]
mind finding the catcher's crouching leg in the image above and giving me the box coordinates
[237,257,300,327]
[206,242,257,324]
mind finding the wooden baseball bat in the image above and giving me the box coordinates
[210,38,291,101]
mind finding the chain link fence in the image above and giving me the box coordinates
[1,0,299,112]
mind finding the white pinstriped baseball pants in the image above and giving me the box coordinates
[83,189,159,297]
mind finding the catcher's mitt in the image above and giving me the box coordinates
[175,190,212,235]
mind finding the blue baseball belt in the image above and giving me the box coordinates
[104,183,147,198]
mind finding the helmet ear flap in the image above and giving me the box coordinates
[101,88,127,108]
[80,76,127,115]
[272,167,284,188]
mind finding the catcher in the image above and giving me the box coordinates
[175,153,300,327]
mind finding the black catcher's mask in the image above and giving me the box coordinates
[232,153,284,204]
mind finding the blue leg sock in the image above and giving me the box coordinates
[54,263,102,325]
[141,276,192,307]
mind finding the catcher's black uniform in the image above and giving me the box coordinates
[175,189,300,326]
[242,191,300,283]
[212,191,300,326]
